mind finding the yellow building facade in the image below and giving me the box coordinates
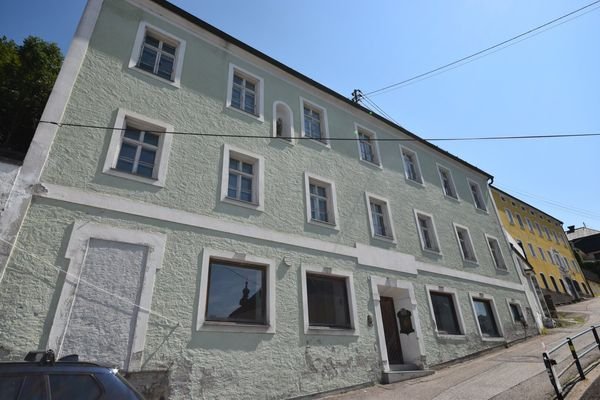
[491,187,591,301]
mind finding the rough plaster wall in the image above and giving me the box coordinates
[41,0,519,286]
[0,200,531,399]
[60,239,147,369]
[0,161,20,213]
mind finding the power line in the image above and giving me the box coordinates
[364,0,600,97]
[39,120,600,142]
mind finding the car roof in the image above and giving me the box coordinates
[0,361,113,374]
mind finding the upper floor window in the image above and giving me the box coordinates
[526,218,534,233]
[527,243,536,258]
[219,145,264,211]
[505,209,514,224]
[552,231,560,244]
[538,247,546,261]
[454,224,477,263]
[366,193,395,241]
[544,227,552,241]
[438,165,458,199]
[535,222,543,237]
[400,146,423,184]
[486,235,507,270]
[356,125,381,166]
[129,22,186,87]
[102,109,173,187]
[515,214,525,230]
[304,173,339,229]
[415,210,440,253]
[300,98,329,145]
[226,64,264,120]
[468,179,487,211]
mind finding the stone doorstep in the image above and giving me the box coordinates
[382,369,435,384]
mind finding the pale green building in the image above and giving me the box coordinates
[0,0,539,398]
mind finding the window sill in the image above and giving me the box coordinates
[443,194,460,203]
[308,218,339,231]
[436,333,467,341]
[305,326,358,336]
[198,320,275,334]
[128,65,180,88]
[359,159,383,170]
[494,267,509,274]
[422,247,442,257]
[462,258,479,266]
[405,177,425,188]
[222,196,264,212]
[302,136,331,149]
[272,136,296,145]
[373,234,396,244]
[474,207,489,215]
[103,168,164,187]
[226,104,264,122]
[480,336,505,342]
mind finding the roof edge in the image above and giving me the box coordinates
[490,185,564,225]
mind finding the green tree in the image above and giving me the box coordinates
[0,36,63,159]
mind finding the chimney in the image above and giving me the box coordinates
[567,225,575,233]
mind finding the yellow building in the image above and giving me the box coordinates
[491,186,591,304]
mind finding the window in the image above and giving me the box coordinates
[560,279,568,293]
[50,374,102,400]
[547,250,555,265]
[273,101,294,140]
[356,125,381,166]
[227,64,264,120]
[507,302,524,324]
[571,259,579,270]
[535,222,543,237]
[454,224,477,263]
[553,231,560,244]
[300,98,329,145]
[301,265,357,335]
[528,243,536,258]
[514,214,524,229]
[471,296,502,338]
[486,235,507,270]
[545,227,552,241]
[505,209,514,225]
[304,173,339,229]
[129,22,186,86]
[220,145,264,211]
[400,147,423,184]
[540,273,549,289]
[103,109,173,187]
[468,179,487,211]
[539,247,546,261]
[526,218,534,233]
[427,288,464,336]
[415,211,440,253]
[366,193,395,241]
[582,282,589,295]
[197,249,275,333]
[550,276,560,292]
[438,165,458,199]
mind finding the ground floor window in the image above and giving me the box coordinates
[473,298,501,337]
[306,273,351,329]
[430,292,462,335]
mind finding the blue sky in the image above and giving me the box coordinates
[1,0,598,228]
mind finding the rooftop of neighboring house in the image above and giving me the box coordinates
[566,226,600,241]
[490,185,564,227]
[582,269,600,283]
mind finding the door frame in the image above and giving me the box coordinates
[47,221,166,371]
[370,276,426,372]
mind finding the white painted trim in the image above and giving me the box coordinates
[38,184,528,292]
[225,63,265,122]
[505,298,525,324]
[47,221,166,371]
[469,291,505,341]
[364,192,396,243]
[300,97,330,147]
[102,108,174,187]
[300,264,358,336]
[355,123,382,168]
[413,209,442,255]
[485,233,508,271]
[196,248,276,333]
[129,21,186,87]
[467,178,488,213]
[452,222,479,264]
[272,101,295,143]
[370,276,425,371]
[399,145,424,186]
[303,172,339,230]
[424,284,467,339]
[436,163,459,201]
[219,144,265,211]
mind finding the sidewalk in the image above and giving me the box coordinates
[324,298,600,400]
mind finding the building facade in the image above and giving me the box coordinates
[491,186,591,306]
[0,0,537,398]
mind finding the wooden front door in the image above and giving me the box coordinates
[380,296,403,365]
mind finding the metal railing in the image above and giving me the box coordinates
[543,324,600,400]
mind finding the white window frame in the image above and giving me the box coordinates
[102,108,173,187]
[505,209,514,225]
[47,221,166,371]
[129,21,186,87]
[300,264,358,336]
[300,97,330,147]
[400,145,424,185]
[414,210,442,254]
[485,234,507,271]
[425,285,467,339]
[437,163,459,200]
[505,299,525,324]
[272,101,295,142]
[196,248,276,333]
[304,172,339,230]
[355,123,382,168]
[365,192,396,242]
[469,292,505,341]
[467,178,487,212]
[453,223,478,264]
[219,144,265,211]
[226,63,265,121]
